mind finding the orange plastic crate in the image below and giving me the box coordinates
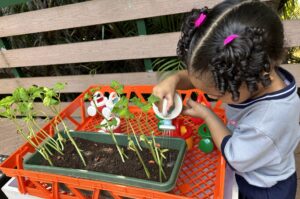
[0,85,226,199]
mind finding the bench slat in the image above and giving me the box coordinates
[0,72,158,94]
[0,33,179,68]
[0,64,299,95]
[284,20,300,47]
[0,0,266,38]
[1,19,299,69]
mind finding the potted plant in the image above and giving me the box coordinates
[0,81,187,192]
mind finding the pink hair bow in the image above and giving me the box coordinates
[194,13,207,28]
[224,34,239,45]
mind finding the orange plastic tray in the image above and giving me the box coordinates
[0,85,226,199]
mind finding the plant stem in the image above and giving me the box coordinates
[13,121,53,166]
[137,112,145,135]
[37,110,66,150]
[151,131,167,182]
[144,112,152,131]
[128,139,150,179]
[29,120,64,155]
[30,120,62,152]
[106,124,128,162]
[128,121,143,151]
[50,105,86,166]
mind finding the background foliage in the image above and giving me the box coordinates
[0,0,299,83]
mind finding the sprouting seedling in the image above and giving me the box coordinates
[0,86,67,166]
[95,117,128,162]
[128,138,150,179]
[130,95,160,132]
[110,82,143,151]
[140,133,168,182]
[42,82,87,166]
[113,96,143,151]
[151,131,169,182]
[85,86,128,163]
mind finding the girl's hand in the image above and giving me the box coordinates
[153,75,178,112]
[182,99,211,120]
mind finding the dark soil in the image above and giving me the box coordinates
[40,137,179,182]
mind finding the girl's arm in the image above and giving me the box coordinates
[172,70,195,90]
[183,99,230,150]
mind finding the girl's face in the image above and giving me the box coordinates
[189,71,252,104]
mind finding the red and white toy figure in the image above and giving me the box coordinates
[98,92,122,133]
[87,91,107,117]
[87,91,122,133]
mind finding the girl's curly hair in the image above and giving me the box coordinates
[177,0,284,101]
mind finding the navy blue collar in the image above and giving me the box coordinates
[228,67,297,109]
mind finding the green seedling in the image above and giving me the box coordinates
[85,86,128,163]
[140,132,168,182]
[95,118,128,162]
[42,83,86,166]
[128,138,150,179]
[0,83,86,166]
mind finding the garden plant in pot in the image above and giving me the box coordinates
[0,81,187,192]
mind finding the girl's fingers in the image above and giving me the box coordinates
[182,99,206,118]
[165,93,174,111]
[182,106,197,117]
[186,98,198,108]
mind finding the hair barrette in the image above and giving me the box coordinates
[224,34,239,45]
[194,13,207,28]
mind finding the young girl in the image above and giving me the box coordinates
[153,0,300,198]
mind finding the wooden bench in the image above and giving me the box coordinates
[0,0,299,151]
[0,0,299,198]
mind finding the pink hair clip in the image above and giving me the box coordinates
[224,34,239,45]
[194,13,207,28]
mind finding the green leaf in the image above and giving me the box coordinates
[27,102,33,110]
[84,93,91,101]
[0,96,14,107]
[130,97,144,108]
[12,88,21,101]
[54,82,65,91]
[112,106,121,114]
[141,104,152,112]
[90,88,96,93]
[110,80,124,95]
[18,103,29,115]
[19,88,29,101]
[148,94,160,104]
[0,110,11,118]
[28,86,43,100]
[119,109,129,117]
[28,85,38,93]
[118,108,134,119]
[45,89,56,98]
[114,97,128,110]
[50,98,59,105]
[95,124,105,129]
[108,118,118,126]
[43,97,51,106]
[32,90,43,99]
